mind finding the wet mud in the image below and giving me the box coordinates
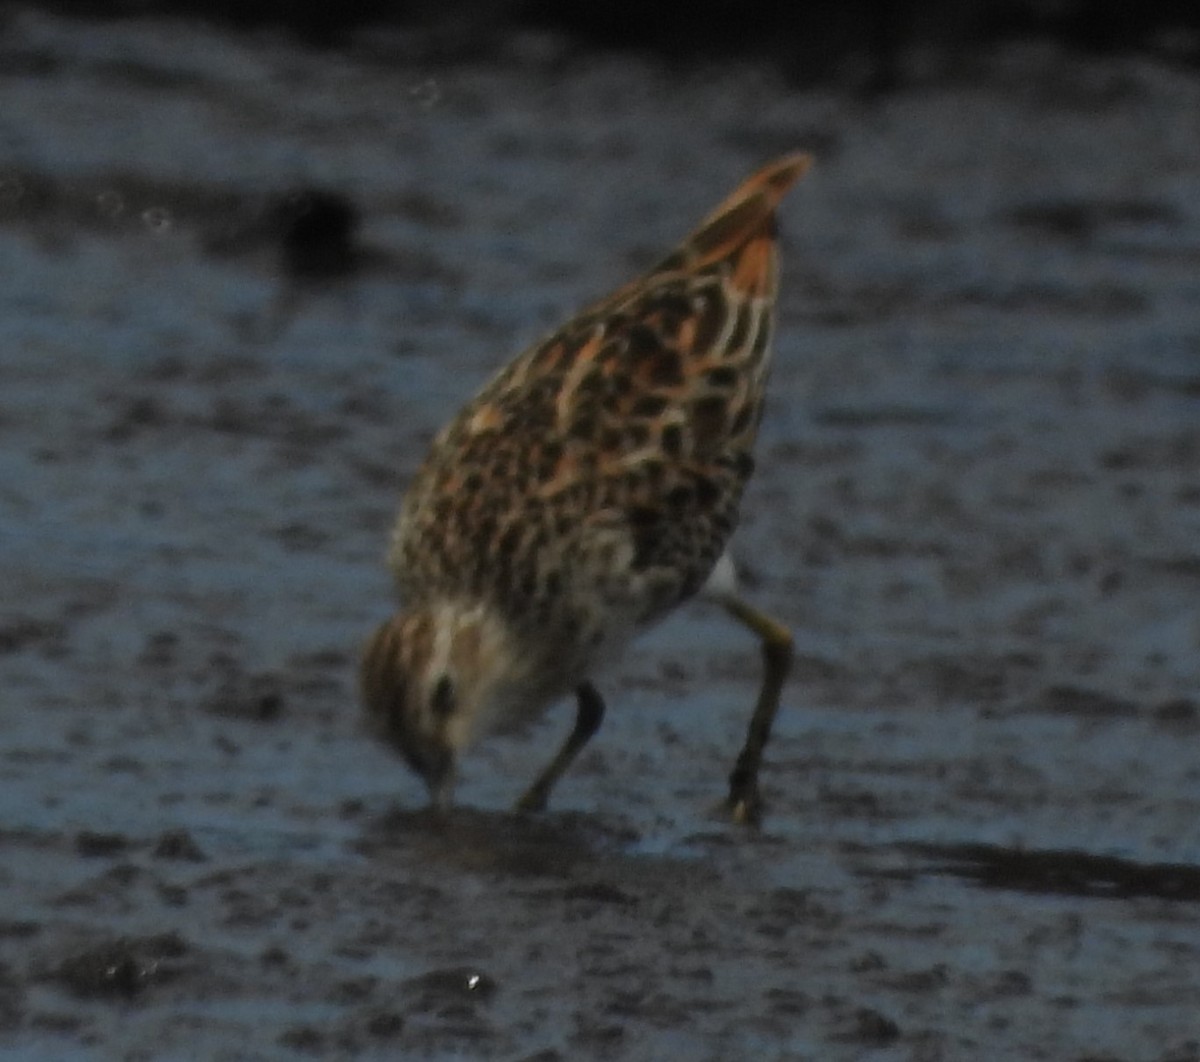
[1,8,1200,1060]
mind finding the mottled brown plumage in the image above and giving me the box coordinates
[362,154,810,823]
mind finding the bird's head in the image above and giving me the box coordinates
[359,604,510,808]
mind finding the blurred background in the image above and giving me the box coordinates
[21,0,1200,82]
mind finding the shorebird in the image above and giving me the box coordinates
[361,154,809,824]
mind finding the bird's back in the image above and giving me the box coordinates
[392,154,810,666]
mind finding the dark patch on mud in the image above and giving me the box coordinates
[152,828,208,863]
[73,831,131,859]
[43,933,189,1001]
[0,617,67,655]
[201,669,288,722]
[356,807,644,881]
[1037,684,1140,718]
[1000,196,1183,241]
[897,843,1200,902]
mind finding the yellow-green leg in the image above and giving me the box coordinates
[720,597,793,826]
[516,682,606,813]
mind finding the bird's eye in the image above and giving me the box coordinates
[430,675,455,718]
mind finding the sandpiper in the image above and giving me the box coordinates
[361,154,809,824]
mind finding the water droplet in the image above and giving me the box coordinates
[142,206,172,232]
[409,78,441,109]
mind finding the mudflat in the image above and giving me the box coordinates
[1,10,1199,1059]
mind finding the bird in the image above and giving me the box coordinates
[360,153,810,825]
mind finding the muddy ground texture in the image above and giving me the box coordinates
[2,9,1200,1060]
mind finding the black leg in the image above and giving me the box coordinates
[515,681,606,812]
[720,597,793,826]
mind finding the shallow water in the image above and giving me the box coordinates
[2,8,1200,1059]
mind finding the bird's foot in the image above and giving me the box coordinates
[722,779,764,828]
[514,784,549,814]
